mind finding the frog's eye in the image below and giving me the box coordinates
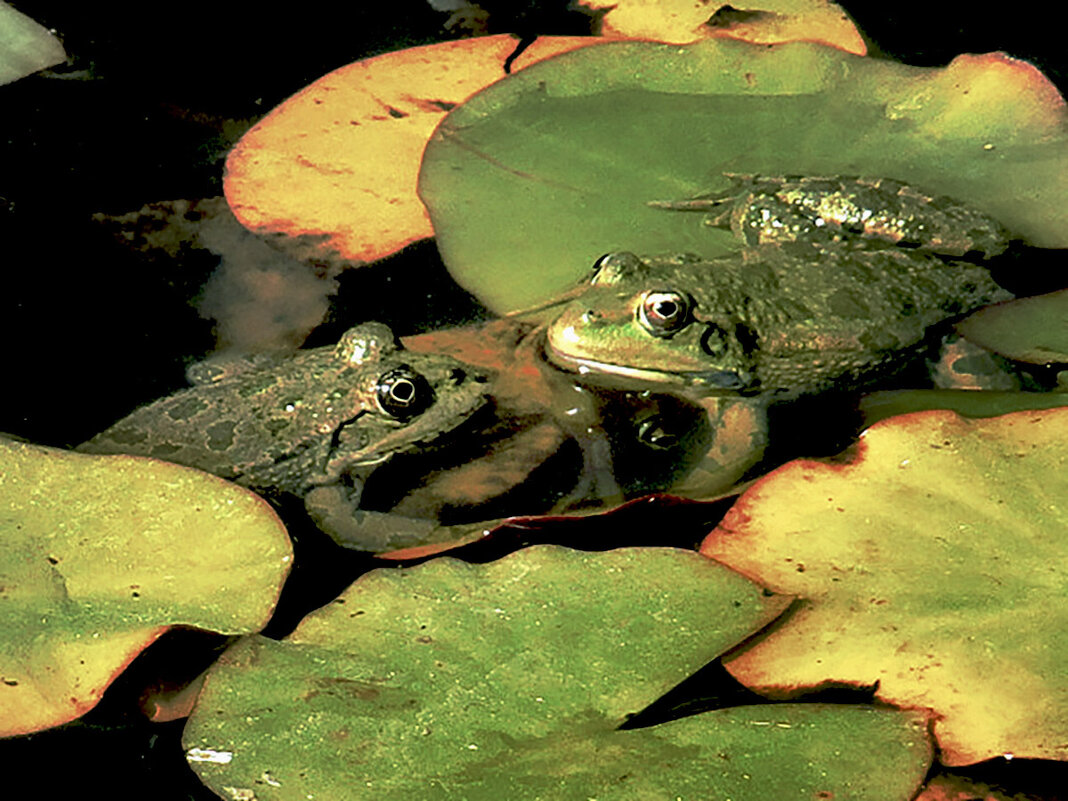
[637,290,692,336]
[590,252,644,284]
[375,366,435,420]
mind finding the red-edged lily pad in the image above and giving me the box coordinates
[0,437,292,736]
[701,407,1068,765]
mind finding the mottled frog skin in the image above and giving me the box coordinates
[548,177,1013,399]
[650,174,1010,257]
[78,322,488,524]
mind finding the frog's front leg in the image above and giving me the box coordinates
[303,483,450,553]
[665,395,768,499]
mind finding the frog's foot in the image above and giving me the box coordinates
[929,333,1022,391]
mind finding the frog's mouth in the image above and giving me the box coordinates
[548,349,751,392]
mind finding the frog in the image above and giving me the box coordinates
[546,176,1014,401]
[546,243,1012,399]
[77,322,490,551]
[648,173,1011,258]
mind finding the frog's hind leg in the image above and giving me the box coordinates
[647,173,843,247]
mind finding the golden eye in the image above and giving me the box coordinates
[638,290,691,336]
[375,366,434,420]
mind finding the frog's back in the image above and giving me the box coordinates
[728,243,1011,396]
[76,346,356,489]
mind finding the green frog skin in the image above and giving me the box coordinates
[546,242,1010,399]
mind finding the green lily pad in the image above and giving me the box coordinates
[859,388,1068,425]
[419,39,1068,313]
[701,407,1068,765]
[184,546,932,799]
[957,289,1068,364]
[0,437,292,736]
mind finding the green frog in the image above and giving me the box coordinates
[547,177,1013,400]
[77,322,490,550]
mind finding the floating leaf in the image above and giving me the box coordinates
[860,388,1068,426]
[0,2,66,86]
[957,289,1068,365]
[224,36,603,268]
[183,546,932,799]
[0,437,292,736]
[700,408,1068,765]
[588,0,865,52]
[419,39,1067,313]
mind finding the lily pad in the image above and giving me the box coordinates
[419,39,1068,313]
[0,3,66,86]
[859,388,1068,425]
[224,35,603,269]
[588,0,865,52]
[700,407,1068,765]
[0,437,292,736]
[957,289,1068,365]
[182,546,933,799]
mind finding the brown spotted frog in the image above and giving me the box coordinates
[547,175,1014,399]
[77,322,489,551]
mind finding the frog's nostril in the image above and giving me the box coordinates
[581,309,600,323]
[448,367,467,385]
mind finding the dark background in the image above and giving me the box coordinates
[1,2,1065,798]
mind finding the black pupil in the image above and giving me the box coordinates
[390,380,415,404]
[653,299,678,320]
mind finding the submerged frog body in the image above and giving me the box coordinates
[547,243,1011,399]
[650,174,1011,258]
[78,322,489,545]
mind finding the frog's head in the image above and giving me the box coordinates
[545,253,759,392]
[328,323,491,471]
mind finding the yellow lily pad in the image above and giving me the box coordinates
[700,408,1068,765]
[222,1,864,271]
[224,35,603,268]
[0,437,292,736]
[587,0,865,52]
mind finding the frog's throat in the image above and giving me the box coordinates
[550,350,749,391]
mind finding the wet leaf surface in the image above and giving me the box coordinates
[0,437,292,736]
[700,408,1068,764]
[183,546,932,799]
[420,39,1067,312]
